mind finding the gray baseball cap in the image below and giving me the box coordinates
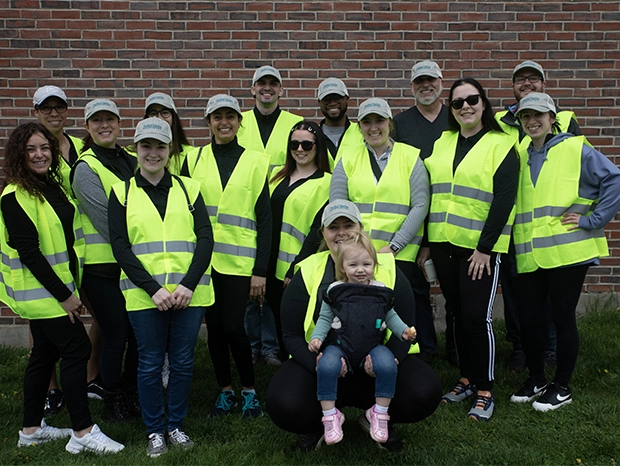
[321,199,363,227]
[33,85,67,107]
[411,60,443,82]
[252,65,282,84]
[134,117,172,144]
[205,94,242,118]
[357,98,392,121]
[145,92,177,112]
[516,92,556,117]
[512,60,546,82]
[84,99,121,121]
[317,78,349,101]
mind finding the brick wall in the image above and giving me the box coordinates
[1,1,620,323]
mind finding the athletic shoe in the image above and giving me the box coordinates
[442,380,477,404]
[102,389,132,422]
[294,431,324,452]
[65,424,124,454]
[510,377,547,403]
[365,407,390,443]
[167,429,194,449]
[358,414,403,452]
[162,353,170,389]
[86,376,104,400]
[263,353,282,366]
[123,385,142,418]
[146,432,167,458]
[505,350,527,372]
[44,389,64,416]
[532,383,572,412]
[17,420,71,447]
[468,393,495,421]
[321,409,345,445]
[241,390,263,418]
[209,390,238,418]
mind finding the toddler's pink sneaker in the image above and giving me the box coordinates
[321,409,345,445]
[365,407,390,443]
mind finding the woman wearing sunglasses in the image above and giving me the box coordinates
[266,120,332,358]
[424,77,518,421]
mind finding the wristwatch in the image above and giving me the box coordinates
[389,243,401,254]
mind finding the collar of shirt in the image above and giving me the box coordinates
[253,105,281,123]
[135,169,172,188]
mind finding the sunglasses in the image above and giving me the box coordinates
[290,140,316,151]
[450,94,481,110]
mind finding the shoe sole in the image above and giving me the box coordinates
[532,398,572,412]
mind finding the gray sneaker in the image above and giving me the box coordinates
[468,394,495,422]
[147,432,167,458]
[18,420,72,447]
[167,429,194,449]
[442,381,477,404]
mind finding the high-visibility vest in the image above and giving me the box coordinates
[513,135,608,273]
[296,251,419,353]
[425,130,516,253]
[326,122,366,171]
[0,184,84,319]
[269,169,331,280]
[58,134,84,193]
[343,142,424,262]
[186,145,270,276]
[237,109,303,170]
[112,176,214,311]
[72,151,124,265]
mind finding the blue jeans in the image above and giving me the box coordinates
[128,306,205,435]
[317,345,397,401]
[244,298,279,356]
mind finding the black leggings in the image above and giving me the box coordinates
[25,316,93,431]
[266,356,442,434]
[517,264,589,387]
[82,268,138,389]
[266,274,286,358]
[205,270,255,388]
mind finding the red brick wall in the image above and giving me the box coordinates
[1,1,620,321]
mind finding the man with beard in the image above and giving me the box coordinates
[316,78,364,166]
[392,60,454,366]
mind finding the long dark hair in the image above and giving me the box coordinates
[270,120,331,183]
[3,122,64,200]
[144,105,190,158]
[447,77,503,133]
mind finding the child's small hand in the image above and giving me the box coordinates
[308,338,322,352]
[402,326,417,342]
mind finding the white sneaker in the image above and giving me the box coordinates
[65,424,124,454]
[18,420,72,447]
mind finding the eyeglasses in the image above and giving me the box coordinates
[290,140,316,151]
[321,94,346,104]
[37,104,67,114]
[147,109,172,119]
[514,75,542,85]
[450,94,481,110]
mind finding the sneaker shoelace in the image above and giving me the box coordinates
[450,382,469,395]
[215,393,234,410]
[149,433,165,449]
[472,394,492,410]
[169,429,189,444]
[242,392,259,410]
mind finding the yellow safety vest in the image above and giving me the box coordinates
[237,109,303,170]
[72,151,125,265]
[513,136,608,273]
[112,176,214,311]
[343,142,424,262]
[269,169,331,280]
[58,135,84,193]
[326,122,366,171]
[0,184,84,319]
[186,145,270,276]
[296,251,419,353]
[425,130,516,253]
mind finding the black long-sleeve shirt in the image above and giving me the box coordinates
[1,178,77,303]
[108,170,213,297]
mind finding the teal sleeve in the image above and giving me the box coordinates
[385,308,408,342]
[310,300,336,342]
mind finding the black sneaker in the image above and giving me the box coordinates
[43,389,64,416]
[510,377,547,403]
[505,350,527,372]
[532,383,572,412]
[102,389,133,422]
[86,376,104,400]
[358,414,403,452]
[294,431,324,452]
[209,390,238,418]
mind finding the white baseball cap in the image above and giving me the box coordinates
[411,60,443,82]
[357,98,392,121]
[512,60,546,82]
[33,85,67,107]
[84,99,121,121]
[321,200,363,227]
[317,78,349,101]
[252,65,282,84]
[205,94,242,118]
[516,92,557,117]
[134,117,172,144]
[145,92,177,112]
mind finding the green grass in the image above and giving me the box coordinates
[1,303,619,465]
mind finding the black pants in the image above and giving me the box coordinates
[82,269,138,389]
[395,260,438,355]
[430,242,500,392]
[516,264,589,387]
[266,274,287,359]
[25,316,93,431]
[205,270,255,388]
[266,356,442,434]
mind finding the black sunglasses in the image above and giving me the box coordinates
[450,94,481,110]
[290,140,316,151]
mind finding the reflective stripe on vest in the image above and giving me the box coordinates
[0,184,84,319]
[513,135,608,272]
[112,176,214,310]
[237,109,303,170]
[186,145,270,276]
[269,169,331,280]
[425,130,516,253]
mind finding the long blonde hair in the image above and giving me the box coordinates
[334,232,378,282]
